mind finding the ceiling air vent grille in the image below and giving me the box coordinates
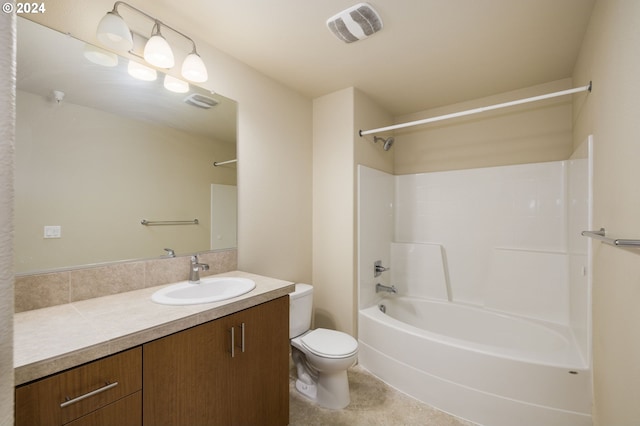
[184,93,219,109]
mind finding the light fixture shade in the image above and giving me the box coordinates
[181,52,208,83]
[96,11,133,51]
[144,34,174,68]
[164,75,189,93]
[83,44,118,67]
[127,60,157,81]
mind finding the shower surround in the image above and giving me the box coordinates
[357,149,592,426]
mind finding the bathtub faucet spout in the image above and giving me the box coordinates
[376,283,397,294]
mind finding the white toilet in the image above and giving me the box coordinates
[289,283,359,409]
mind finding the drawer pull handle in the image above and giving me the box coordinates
[60,381,119,408]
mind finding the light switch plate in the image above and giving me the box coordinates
[44,225,61,239]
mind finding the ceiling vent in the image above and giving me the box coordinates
[183,93,219,109]
[326,2,383,43]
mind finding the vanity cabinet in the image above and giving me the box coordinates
[142,295,290,425]
[15,347,142,426]
[15,295,289,426]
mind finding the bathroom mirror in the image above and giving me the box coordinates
[15,17,238,274]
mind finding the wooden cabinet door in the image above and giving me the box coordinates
[228,295,289,425]
[142,296,290,426]
[142,317,233,426]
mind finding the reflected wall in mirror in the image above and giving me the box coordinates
[15,17,238,274]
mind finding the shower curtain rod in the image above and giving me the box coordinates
[359,81,592,137]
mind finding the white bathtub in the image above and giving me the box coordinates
[358,297,592,426]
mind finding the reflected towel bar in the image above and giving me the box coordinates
[141,219,199,226]
[213,159,237,166]
[581,228,640,247]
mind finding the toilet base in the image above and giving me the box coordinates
[295,378,317,400]
[290,330,357,410]
[316,370,351,409]
[294,370,351,409]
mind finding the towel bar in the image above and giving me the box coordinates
[581,228,640,247]
[141,219,199,226]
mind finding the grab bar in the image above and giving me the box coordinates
[141,219,199,226]
[581,228,640,247]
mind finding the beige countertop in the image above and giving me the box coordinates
[14,270,295,386]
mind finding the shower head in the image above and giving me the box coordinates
[374,136,395,151]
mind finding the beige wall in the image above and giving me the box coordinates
[354,90,394,175]
[311,88,393,335]
[312,88,355,332]
[394,79,575,174]
[0,6,15,425]
[572,1,640,424]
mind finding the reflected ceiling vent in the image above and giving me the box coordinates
[183,93,219,109]
[326,2,383,43]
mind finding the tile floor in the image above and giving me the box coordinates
[289,363,476,425]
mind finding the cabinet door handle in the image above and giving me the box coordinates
[60,381,119,408]
[230,326,235,358]
[240,322,245,353]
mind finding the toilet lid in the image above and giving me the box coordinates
[300,328,358,359]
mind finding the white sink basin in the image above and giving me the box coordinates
[151,277,256,305]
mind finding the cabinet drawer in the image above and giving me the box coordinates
[66,391,141,426]
[16,347,142,426]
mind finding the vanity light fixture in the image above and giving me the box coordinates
[96,1,209,82]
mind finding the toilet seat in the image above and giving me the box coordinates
[300,328,358,359]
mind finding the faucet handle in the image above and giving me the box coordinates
[374,260,390,277]
[164,248,175,257]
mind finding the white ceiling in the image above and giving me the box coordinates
[152,0,596,116]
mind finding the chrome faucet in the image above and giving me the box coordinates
[189,255,210,284]
[376,283,397,294]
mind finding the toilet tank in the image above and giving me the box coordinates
[289,283,313,338]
